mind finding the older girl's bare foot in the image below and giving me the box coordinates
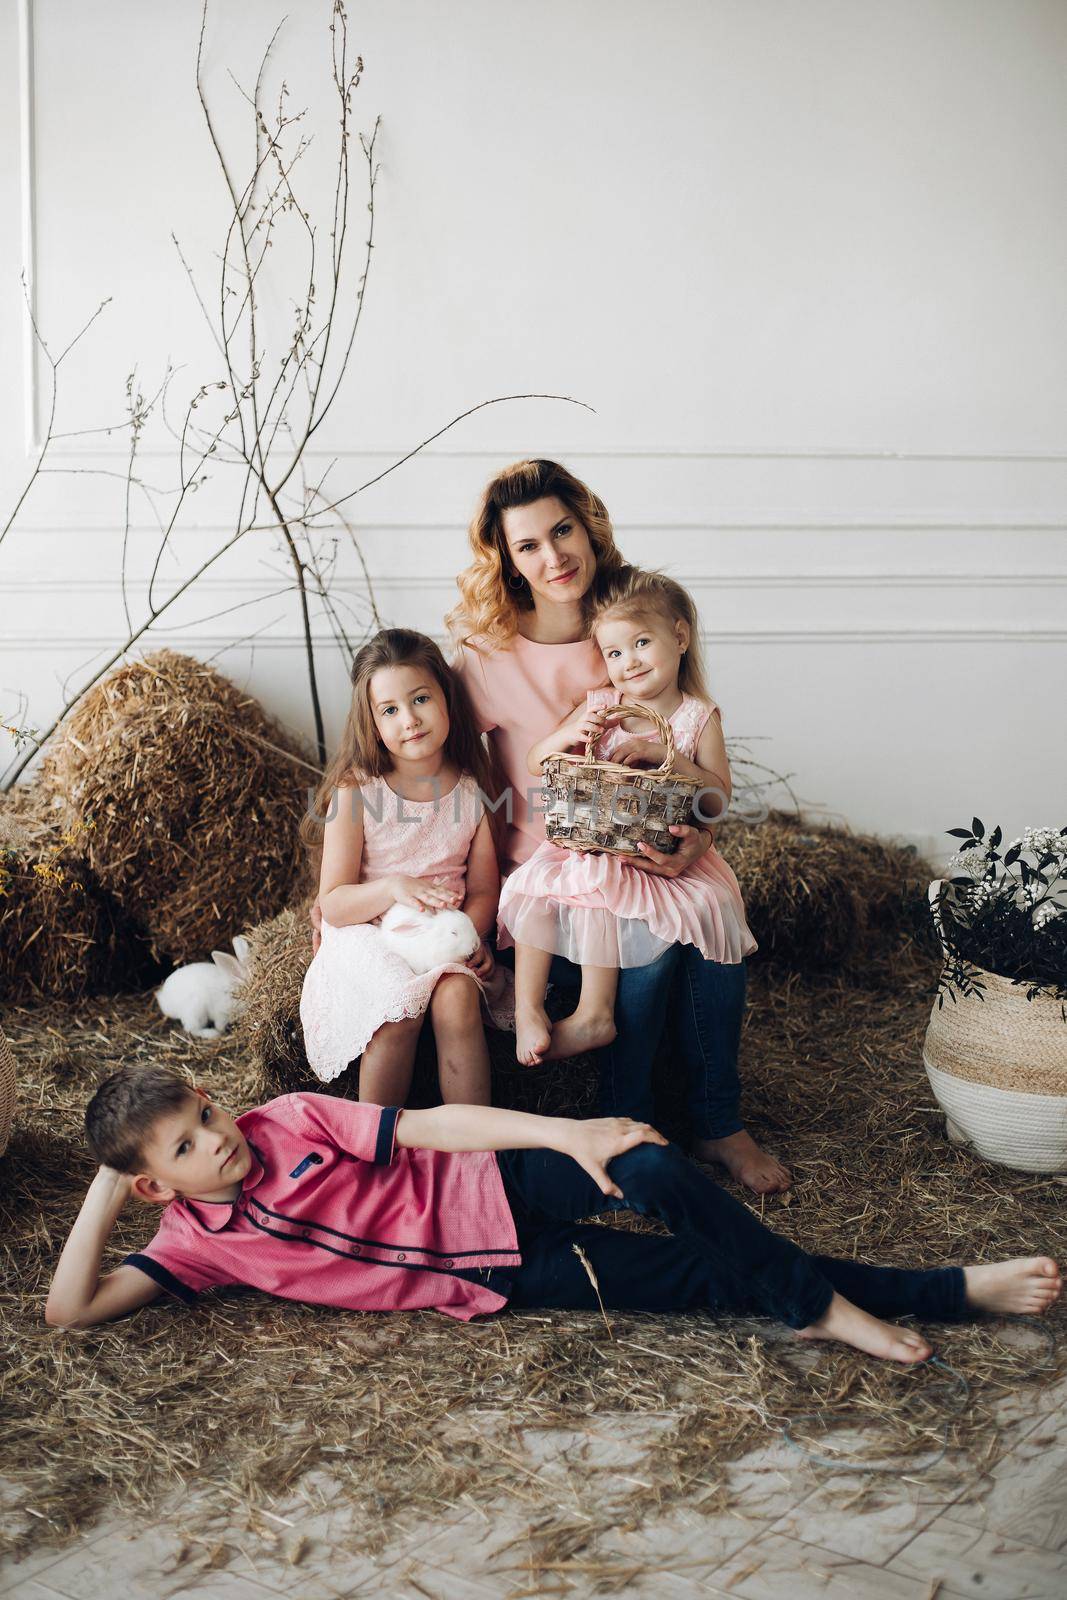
[514,1004,551,1067]
[796,1291,933,1364]
[964,1257,1062,1316]
[545,1008,617,1062]
[695,1129,792,1195]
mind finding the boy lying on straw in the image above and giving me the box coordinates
[46,1067,1062,1362]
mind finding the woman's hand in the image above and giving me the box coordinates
[390,874,463,912]
[558,1116,668,1198]
[310,898,323,955]
[612,736,667,769]
[464,941,496,981]
[628,822,713,878]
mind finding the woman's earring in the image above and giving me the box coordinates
[507,572,526,591]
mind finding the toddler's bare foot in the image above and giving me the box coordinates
[695,1129,792,1195]
[544,1007,617,1062]
[796,1291,932,1364]
[964,1257,1062,1316]
[514,1004,551,1067]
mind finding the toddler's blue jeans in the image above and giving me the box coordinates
[498,1141,966,1329]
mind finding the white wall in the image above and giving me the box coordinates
[2,0,1066,862]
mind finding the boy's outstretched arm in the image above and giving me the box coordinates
[395,1106,667,1200]
[45,1168,164,1328]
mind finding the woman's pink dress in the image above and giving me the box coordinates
[301,773,502,1083]
[496,689,757,968]
[454,634,608,872]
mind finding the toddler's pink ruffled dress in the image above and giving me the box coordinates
[496,689,757,968]
[301,773,509,1083]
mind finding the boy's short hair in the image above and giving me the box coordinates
[85,1065,195,1172]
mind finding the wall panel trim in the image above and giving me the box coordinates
[18,0,37,453]
[5,628,1066,651]
[5,572,1067,594]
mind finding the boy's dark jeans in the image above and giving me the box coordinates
[498,1142,966,1330]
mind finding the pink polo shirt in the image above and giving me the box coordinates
[124,1094,521,1321]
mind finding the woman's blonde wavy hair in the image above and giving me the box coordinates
[588,568,712,703]
[446,459,629,651]
[300,629,506,861]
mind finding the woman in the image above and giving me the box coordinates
[447,459,790,1195]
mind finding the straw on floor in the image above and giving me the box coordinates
[2,936,1063,1579]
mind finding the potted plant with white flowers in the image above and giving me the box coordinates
[923,821,1067,1176]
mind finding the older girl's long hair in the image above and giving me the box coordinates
[588,568,713,702]
[446,458,628,651]
[300,629,507,859]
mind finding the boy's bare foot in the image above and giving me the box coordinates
[515,1003,552,1067]
[694,1129,792,1195]
[964,1257,1062,1316]
[545,1007,617,1062]
[796,1291,933,1364]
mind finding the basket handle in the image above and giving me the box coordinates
[584,701,677,776]
[928,879,951,960]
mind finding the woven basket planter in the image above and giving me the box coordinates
[541,703,704,858]
[922,880,1067,1175]
[0,1024,16,1158]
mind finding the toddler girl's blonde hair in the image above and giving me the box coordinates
[588,567,712,702]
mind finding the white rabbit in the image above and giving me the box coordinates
[155,935,252,1039]
[379,905,480,975]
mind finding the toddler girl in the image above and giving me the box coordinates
[301,628,506,1104]
[497,570,756,1066]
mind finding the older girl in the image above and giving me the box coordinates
[448,459,790,1195]
[301,629,503,1106]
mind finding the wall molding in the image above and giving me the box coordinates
[6,572,1067,595]
[5,628,1067,652]
[18,0,37,453]
[40,444,1067,464]
[16,0,1067,477]
[12,517,1067,535]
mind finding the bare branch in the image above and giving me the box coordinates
[158,582,299,632]
[305,392,597,522]
[0,284,112,552]
[302,115,379,446]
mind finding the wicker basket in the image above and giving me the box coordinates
[922,880,1067,1175]
[541,703,705,858]
[0,1023,16,1159]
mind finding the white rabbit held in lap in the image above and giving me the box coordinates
[379,904,480,975]
[155,935,251,1039]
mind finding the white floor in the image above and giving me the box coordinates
[3,1374,1065,1600]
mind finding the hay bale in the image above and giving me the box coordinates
[0,789,156,1004]
[237,812,925,1099]
[38,651,317,964]
[234,904,596,1113]
[715,810,925,972]
[232,903,315,1094]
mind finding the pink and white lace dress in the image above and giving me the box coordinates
[301,773,498,1083]
[496,689,757,969]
